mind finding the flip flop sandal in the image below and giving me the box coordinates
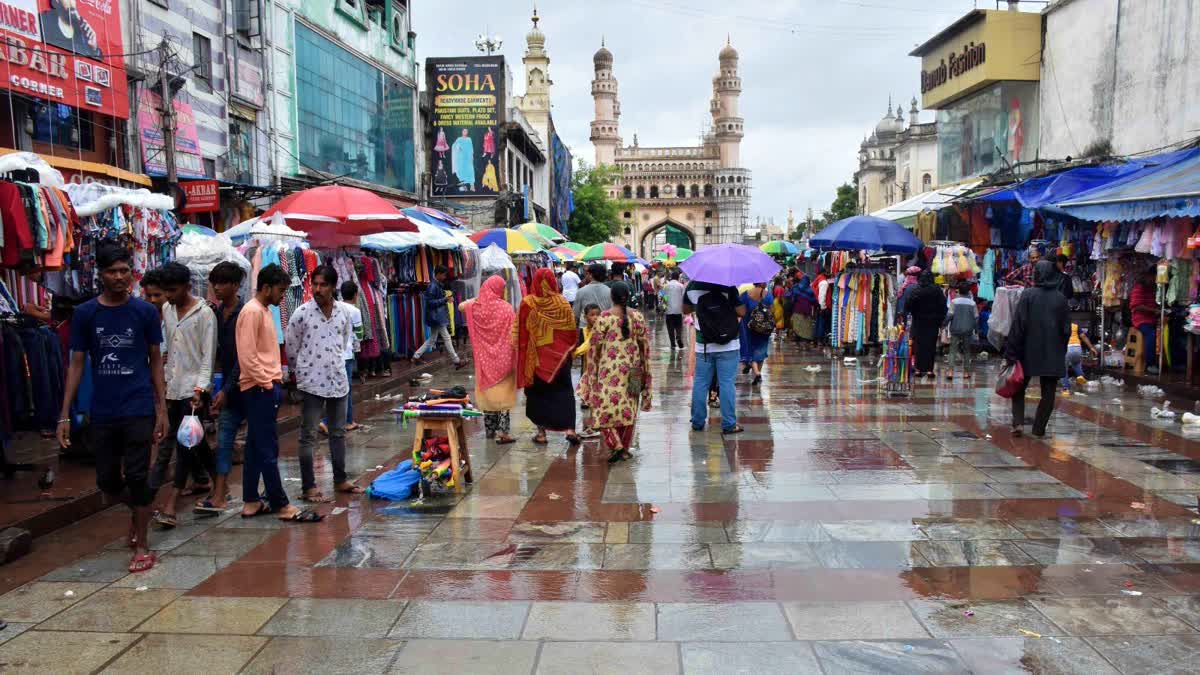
[566,435,582,446]
[281,509,325,523]
[722,425,745,435]
[193,500,224,517]
[128,553,157,573]
[241,502,273,518]
[336,485,366,494]
[607,448,626,464]
[495,436,517,445]
[302,492,333,503]
[532,435,549,445]
[153,512,177,529]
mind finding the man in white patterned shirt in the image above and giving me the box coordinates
[285,265,361,502]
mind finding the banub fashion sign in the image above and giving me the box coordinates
[0,0,129,118]
[921,42,986,94]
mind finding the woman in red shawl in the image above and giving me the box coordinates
[463,275,517,444]
[516,268,581,445]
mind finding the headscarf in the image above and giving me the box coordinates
[465,275,514,390]
[898,266,921,297]
[516,268,577,388]
[791,274,817,304]
[918,270,935,287]
[1033,259,1060,289]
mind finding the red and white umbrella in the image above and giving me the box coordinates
[261,185,417,246]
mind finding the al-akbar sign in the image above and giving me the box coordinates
[911,9,1040,110]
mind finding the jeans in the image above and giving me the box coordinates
[413,324,458,362]
[691,349,739,431]
[323,359,356,427]
[948,333,973,372]
[1012,376,1058,436]
[1138,324,1157,363]
[299,391,348,492]
[665,314,684,348]
[1061,345,1084,388]
[216,389,246,476]
[241,384,289,509]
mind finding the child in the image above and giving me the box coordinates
[576,304,601,438]
[945,282,978,380]
[1062,322,1099,393]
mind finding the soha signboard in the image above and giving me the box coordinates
[426,56,505,198]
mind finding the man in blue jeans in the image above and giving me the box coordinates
[195,261,246,516]
[683,280,745,433]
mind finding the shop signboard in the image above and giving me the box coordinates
[233,51,263,107]
[910,9,1041,110]
[426,56,505,198]
[180,179,219,213]
[0,0,129,118]
[138,90,206,179]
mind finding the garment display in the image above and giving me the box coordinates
[829,267,895,353]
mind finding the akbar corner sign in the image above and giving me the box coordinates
[921,42,986,94]
[180,180,219,213]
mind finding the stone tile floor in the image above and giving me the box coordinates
[2,324,1200,673]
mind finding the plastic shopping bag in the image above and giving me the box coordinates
[995,360,1025,399]
[176,414,205,449]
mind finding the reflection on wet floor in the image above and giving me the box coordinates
[3,322,1200,673]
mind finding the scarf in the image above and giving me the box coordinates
[792,275,817,304]
[516,268,577,388]
[898,266,921,298]
[466,275,515,390]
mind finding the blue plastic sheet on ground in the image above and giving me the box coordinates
[367,459,423,500]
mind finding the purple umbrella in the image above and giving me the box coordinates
[679,244,782,286]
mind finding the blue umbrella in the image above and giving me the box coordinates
[809,215,923,254]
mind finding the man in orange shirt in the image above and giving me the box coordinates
[236,264,322,523]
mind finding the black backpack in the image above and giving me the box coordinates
[697,289,739,346]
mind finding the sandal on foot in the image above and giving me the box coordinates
[301,491,333,504]
[280,509,324,523]
[607,448,626,464]
[722,425,745,435]
[336,484,365,494]
[566,435,582,446]
[128,553,157,573]
[532,435,548,445]
[241,502,272,518]
[193,500,224,517]
[153,512,177,529]
[495,435,516,445]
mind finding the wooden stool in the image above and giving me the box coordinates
[410,417,473,492]
[1124,328,1146,376]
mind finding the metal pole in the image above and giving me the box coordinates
[159,42,178,184]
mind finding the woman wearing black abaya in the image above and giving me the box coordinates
[905,271,947,379]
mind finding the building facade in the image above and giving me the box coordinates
[590,41,751,256]
[1039,0,1200,160]
[856,98,938,214]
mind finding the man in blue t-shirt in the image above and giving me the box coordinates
[57,244,167,575]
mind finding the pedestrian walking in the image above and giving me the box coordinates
[579,283,652,464]
[905,271,947,378]
[663,271,686,349]
[895,266,921,321]
[336,281,364,431]
[462,274,518,444]
[560,262,581,308]
[412,265,465,369]
[57,244,167,573]
[575,303,603,439]
[814,267,832,345]
[196,261,245,516]
[285,265,362,503]
[237,263,322,522]
[151,262,218,529]
[1061,322,1098,393]
[945,281,978,380]
[788,274,818,348]
[517,268,581,446]
[739,282,772,385]
[684,279,745,433]
[1129,267,1159,369]
[574,263,613,323]
[1004,260,1070,438]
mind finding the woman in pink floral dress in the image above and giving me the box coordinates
[578,283,652,464]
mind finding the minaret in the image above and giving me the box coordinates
[712,37,743,168]
[590,39,620,166]
[518,8,551,139]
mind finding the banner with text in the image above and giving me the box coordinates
[426,56,505,198]
[138,89,205,179]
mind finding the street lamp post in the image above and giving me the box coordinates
[475,33,503,55]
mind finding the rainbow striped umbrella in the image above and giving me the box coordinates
[517,222,567,244]
[551,245,579,260]
[578,242,643,264]
[559,242,586,253]
[468,228,541,253]
[653,247,694,262]
[759,240,799,256]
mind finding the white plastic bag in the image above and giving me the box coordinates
[176,414,205,449]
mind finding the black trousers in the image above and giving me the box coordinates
[665,314,684,348]
[1012,376,1058,435]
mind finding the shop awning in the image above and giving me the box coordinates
[870,180,982,228]
[1056,148,1200,221]
[977,150,1194,210]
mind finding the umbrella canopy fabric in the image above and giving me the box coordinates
[361,221,461,251]
[182,224,218,237]
[550,245,579,260]
[405,205,464,228]
[469,228,541,253]
[759,241,798,256]
[679,244,781,286]
[579,242,641,263]
[262,185,416,246]
[809,215,923,254]
[653,247,694,262]
[559,242,586,253]
[517,222,567,244]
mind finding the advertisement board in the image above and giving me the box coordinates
[910,9,1041,110]
[426,56,505,198]
[180,179,219,213]
[138,90,205,179]
[550,131,573,234]
[0,0,129,118]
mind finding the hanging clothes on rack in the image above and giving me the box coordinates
[830,267,895,353]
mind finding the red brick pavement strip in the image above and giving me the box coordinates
[1058,396,1200,464]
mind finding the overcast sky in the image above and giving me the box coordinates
[413,0,983,225]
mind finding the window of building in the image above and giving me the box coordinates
[676,184,685,198]
[623,185,632,199]
[203,158,217,178]
[690,185,699,197]
[227,117,254,183]
[623,212,631,219]
[704,226,712,235]
[636,186,645,198]
[336,0,367,27]
[922,173,932,191]
[704,210,713,218]
[649,186,659,198]
[32,103,93,150]
[704,184,713,197]
[192,33,212,92]
[624,226,631,235]
[295,24,416,192]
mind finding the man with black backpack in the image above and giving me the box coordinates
[683,280,745,434]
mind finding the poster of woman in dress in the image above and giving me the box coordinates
[451,128,476,192]
[482,127,496,160]
[434,128,450,159]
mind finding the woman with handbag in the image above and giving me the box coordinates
[739,282,773,385]
[578,283,653,464]
[905,270,947,379]
[1002,260,1069,437]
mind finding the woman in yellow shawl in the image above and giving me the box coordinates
[516,268,581,445]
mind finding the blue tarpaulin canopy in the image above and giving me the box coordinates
[978,149,1196,209]
[1055,148,1200,221]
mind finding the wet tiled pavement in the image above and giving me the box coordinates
[3,323,1200,673]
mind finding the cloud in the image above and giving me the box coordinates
[413,0,970,223]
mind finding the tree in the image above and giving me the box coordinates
[827,181,858,222]
[567,161,630,246]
